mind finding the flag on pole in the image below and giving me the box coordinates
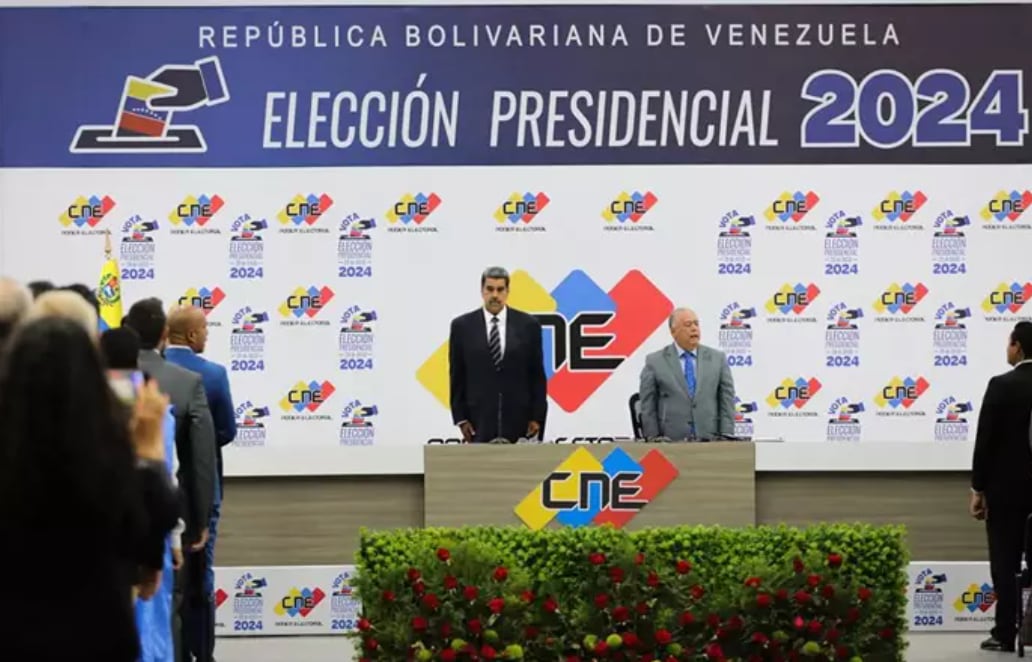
[97,231,123,332]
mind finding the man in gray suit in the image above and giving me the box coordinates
[125,297,216,662]
[638,307,736,441]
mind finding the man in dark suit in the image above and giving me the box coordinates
[165,304,236,662]
[448,267,547,443]
[971,321,1032,652]
[125,298,216,662]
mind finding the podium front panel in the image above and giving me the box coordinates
[424,442,755,529]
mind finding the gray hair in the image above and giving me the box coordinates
[0,277,32,328]
[26,290,99,341]
[480,266,510,288]
[668,307,698,328]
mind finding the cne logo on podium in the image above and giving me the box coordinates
[416,269,672,413]
[514,447,678,531]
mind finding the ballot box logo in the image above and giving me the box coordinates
[278,193,334,233]
[823,211,861,275]
[234,401,269,448]
[338,214,375,278]
[70,56,230,154]
[278,286,335,327]
[933,303,969,366]
[228,214,266,277]
[275,587,326,623]
[232,573,265,625]
[339,306,376,371]
[179,287,226,326]
[954,583,996,615]
[934,396,971,442]
[931,211,969,274]
[514,447,678,531]
[874,376,930,417]
[386,192,441,232]
[981,282,1032,321]
[912,568,947,627]
[764,283,820,322]
[733,397,756,439]
[340,400,377,447]
[330,570,360,631]
[119,215,158,280]
[824,303,861,369]
[872,189,927,228]
[826,397,863,442]
[716,211,754,275]
[602,190,657,231]
[280,380,335,421]
[981,189,1032,226]
[872,282,928,322]
[416,269,672,413]
[495,192,550,232]
[168,194,225,234]
[764,190,819,228]
[230,307,267,371]
[766,377,821,418]
[718,302,755,367]
[59,194,115,235]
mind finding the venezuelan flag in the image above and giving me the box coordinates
[97,256,123,332]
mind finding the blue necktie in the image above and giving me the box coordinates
[683,351,697,398]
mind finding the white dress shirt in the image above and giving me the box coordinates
[483,306,507,358]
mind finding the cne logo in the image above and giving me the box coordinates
[179,287,226,320]
[60,194,116,229]
[278,193,333,227]
[416,270,672,413]
[278,286,335,321]
[981,282,1032,319]
[872,282,928,319]
[494,192,550,229]
[765,283,820,320]
[169,194,224,227]
[514,447,678,531]
[766,377,822,410]
[872,190,927,224]
[954,583,995,614]
[602,190,658,228]
[275,587,326,618]
[981,189,1031,224]
[279,380,335,417]
[764,190,819,224]
[386,192,441,231]
[874,376,930,411]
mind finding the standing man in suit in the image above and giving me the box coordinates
[165,305,236,662]
[971,321,1032,653]
[638,307,736,441]
[125,298,216,662]
[448,266,547,443]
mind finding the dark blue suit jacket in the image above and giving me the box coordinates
[164,347,237,462]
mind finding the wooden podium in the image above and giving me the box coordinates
[424,443,755,529]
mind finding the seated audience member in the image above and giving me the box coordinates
[0,277,32,347]
[28,289,99,340]
[0,317,179,661]
[27,280,55,299]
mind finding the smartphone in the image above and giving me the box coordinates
[108,369,145,405]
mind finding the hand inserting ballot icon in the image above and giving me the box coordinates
[70,56,230,154]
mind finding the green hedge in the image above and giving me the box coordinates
[355,524,909,660]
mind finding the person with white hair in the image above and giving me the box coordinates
[27,289,99,341]
[0,277,32,347]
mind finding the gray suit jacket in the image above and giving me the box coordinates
[139,350,216,544]
[638,343,736,440]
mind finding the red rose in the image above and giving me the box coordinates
[589,552,607,565]
[543,597,559,613]
[705,643,724,660]
[793,616,805,631]
[691,584,706,600]
[595,641,609,654]
[827,553,843,568]
[357,618,371,631]
[613,606,630,622]
[520,590,535,603]
[407,568,421,582]
[493,566,509,582]
[594,594,609,608]
[756,593,772,608]
[647,571,661,588]
[744,576,762,588]
[440,622,452,637]
[413,580,426,596]
[792,557,804,574]
[776,588,789,602]
[436,548,451,562]
[421,593,441,610]
[635,552,646,565]
[716,627,730,640]
[363,638,379,651]
[524,625,539,638]
[727,615,744,631]
[441,650,456,662]
[411,616,428,631]
[636,601,649,614]
[381,590,395,602]
[679,610,696,626]
[821,585,835,599]
[807,619,822,635]
[846,607,860,623]
[676,560,693,575]
[707,613,721,628]
[622,632,640,648]
[794,590,811,605]
[443,575,458,590]
[655,629,673,645]
[610,566,625,583]
[857,587,872,602]
[481,644,497,660]
[488,597,505,614]
[468,618,483,633]
[836,646,849,659]
[827,628,840,642]
[879,627,894,640]
[751,632,769,645]
[463,585,479,601]
[806,574,821,588]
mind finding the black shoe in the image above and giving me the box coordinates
[981,636,1016,652]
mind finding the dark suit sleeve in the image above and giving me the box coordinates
[188,376,217,540]
[448,317,469,425]
[134,460,181,571]
[972,375,1003,493]
[528,316,547,423]
[213,365,237,447]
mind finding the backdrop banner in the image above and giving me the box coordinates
[1,4,1030,475]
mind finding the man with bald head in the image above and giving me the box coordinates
[0,277,32,348]
[164,304,235,662]
[638,307,737,441]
